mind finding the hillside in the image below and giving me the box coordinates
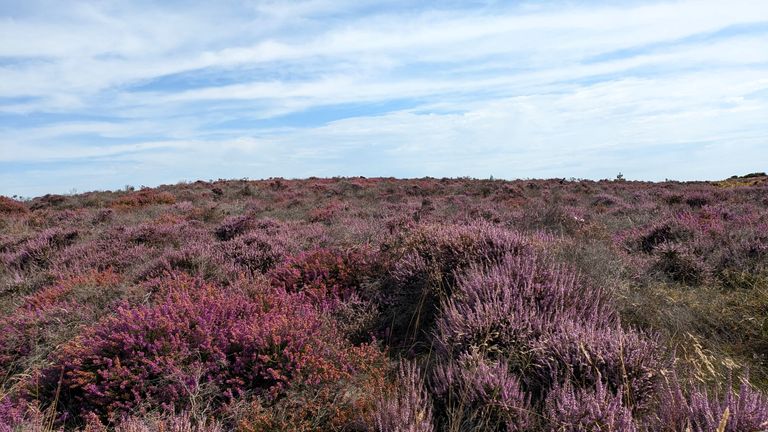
[1,177,767,430]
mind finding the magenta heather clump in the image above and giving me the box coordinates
[431,353,531,430]
[268,247,377,302]
[1,227,78,271]
[655,374,768,432]
[1,178,767,430]
[33,277,376,425]
[374,361,434,432]
[434,253,617,365]
[545,379,637,432]
[534,321,662,409]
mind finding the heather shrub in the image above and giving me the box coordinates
[1,228,78,272]
[52,238,155,275]
[0,270,122,378]
[435,254,617,362]
[434,252,661,413]
[514,201,585,234]
[0,197,28,215]
[620,209,768,289]
[122,221,203,247]
[431,353,531,431]
[389,223,531,292]
[330,294,380,343]
[632,222,693,254]
[215,231,287,275]
[134,243,239,284]
[90,208,114,224]
[592,193,624,208]
[112,190,176,208]
[268,247,378,303]
[81,412,223,432]
[28,194,67,211]
[652,243,707,285]
[34,281,377,425]
[214,215,256,240]
[374,361,434,432]
[0,398,52,432]
[544,379,637,432]
[383,223,532,349]
[655,375,768,431]
[713,228,768,290]
[308,199,346,223]
[535,322,662,410]
[238,348,388,431]
[684,192,712,208]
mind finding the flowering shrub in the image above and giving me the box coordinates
[81,412,223,432]
[0,270,123,377]
[655,375,768,431]
[0,178,767,430]
[1,228,78,271]
[308,199,346,223]
[545,379,637,432]
[684,192,712,208]
[535,322,662,409]
[652,243,707,285]
[215,231,287,275]
[592,193,625,208]
[431,353,531,431]
[112,190,176,208]
[383,223,534,349]
[34,280,380,425]
[389,223,533,292]
[435,254,616,361]
[0,196,28,215]
[214,215,256,240]
[268,247,378,302]
[374,361,434,432]
[238,347,388,431]
[619,208,768,288]
[630,221,693,254]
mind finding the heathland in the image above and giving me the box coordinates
[1,175,767,431]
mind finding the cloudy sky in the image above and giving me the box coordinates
[1,0,767,196]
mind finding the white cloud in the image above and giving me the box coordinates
[1,0,767,195]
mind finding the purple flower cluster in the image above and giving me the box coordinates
[33,276,378,425]
[375,361,434,432]
[1,177,767,430]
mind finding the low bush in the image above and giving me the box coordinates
[112,190,176,208]
[0,197,28,215]
[33,280,381,426]
[544,379,637,432]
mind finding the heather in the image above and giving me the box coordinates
[1,177,767,430]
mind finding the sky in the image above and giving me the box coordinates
[1,0,767,197]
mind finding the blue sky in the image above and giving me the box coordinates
[1,0,767,197]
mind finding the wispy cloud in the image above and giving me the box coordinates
[1,0,767,196]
